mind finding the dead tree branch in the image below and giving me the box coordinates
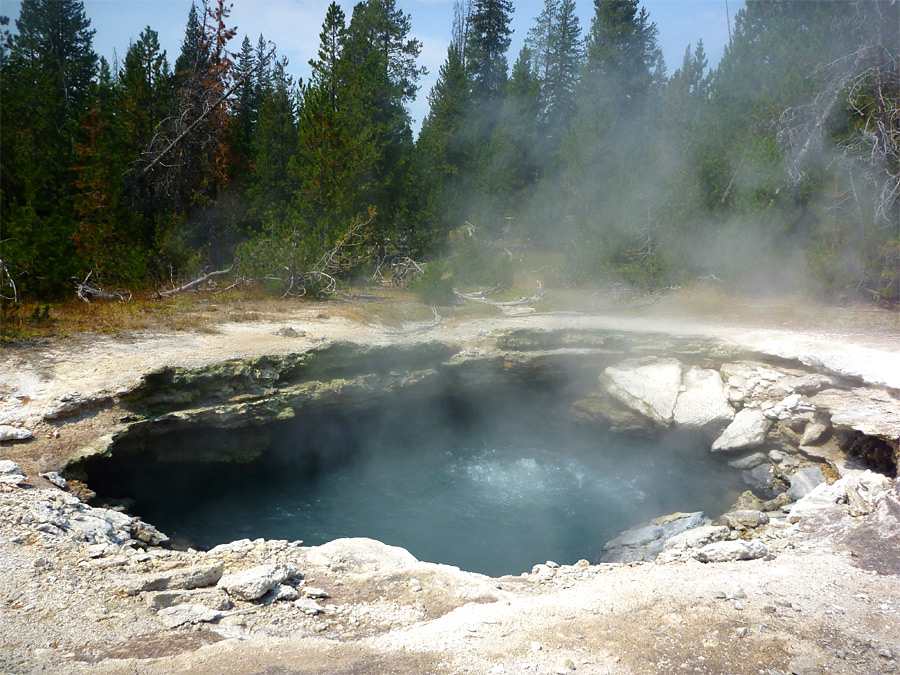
[74,272,132,304]
[389,257,425,288]
[0,258,17,303]
[453,281,544,307]
[126,45,277,191]
[156,263,235,298]
[386,307,442,335]
[281,214,375,298]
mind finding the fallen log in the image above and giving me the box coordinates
[74,272,131,303]
[157,264,234,298]
[386,307,442,335]
[453,281,544,307]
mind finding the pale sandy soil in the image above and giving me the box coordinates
[0,294,898,675]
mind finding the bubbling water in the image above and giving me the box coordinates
[83,385,746,576]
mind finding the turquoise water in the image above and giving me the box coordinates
[87,390,745,576]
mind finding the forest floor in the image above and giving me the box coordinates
[0,285,898,675]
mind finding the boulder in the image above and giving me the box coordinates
[303,537,417,573]
[599,359,683,427]
[0,426,32,441]
[763,393,805,421]
[146,588,232,611]
[663,525,730,551]
[711,408,773,453]
[788,470,891,523]
[0,460,27,486]
[39,472,67,489]
[570,395,656,432]
[124,563,225,595]
[673,367,735,432]
[731,491,766,511]
[742,463,775,491]
[303,586,330,599]
[294,597,324,616]
[599,512,708,563]
[801,420,832,446]
[218,562,298,601]
[728,453,768,470]
[157,604,223,629]
[272,584,299,601]
[717,510,770,529]
[694,540,769,563]
[787,466,827,501]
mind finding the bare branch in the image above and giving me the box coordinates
[0,258,18,303]
[74,272,132,303]
[156,263,235,297]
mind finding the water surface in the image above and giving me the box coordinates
[88,388,745,576]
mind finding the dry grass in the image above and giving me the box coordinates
[0,282,488,342]
[0,287,276,341]
[2,279,895,344]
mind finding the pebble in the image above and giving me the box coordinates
[294,597,323,616]
[531,642,543,652]
[304,586,330,599]
[555,657,576,674]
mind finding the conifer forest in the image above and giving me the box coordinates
[1,0,898,305]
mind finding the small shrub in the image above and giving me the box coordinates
[409,259,455,305]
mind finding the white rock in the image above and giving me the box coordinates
[157,604,222,628]
[711,408,773,452]
[663,525,730,551]
[801,421,831,446]
[218,562,298,601]
[273,583,299,601]
[303,586,330,599]
[0,460,27,485]
[304,537,417,572]
[39,472,67,489]
[0,426,32,441]
[294,597,323,615]
[694,540,769,563]
[124,563,225,595]
[673,367,735,432]
[601,359,683,426]
[208,538,255,555]
[780,393,802,411]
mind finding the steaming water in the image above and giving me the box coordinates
[87,390,746,576]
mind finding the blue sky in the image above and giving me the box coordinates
[0,0,744,130]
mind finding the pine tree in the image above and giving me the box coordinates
[146,0,237,213]
[173,1,206,88]
[547,0,582,118]
[294,2,377,246]
[583,0,661,100]
[12,0,96,117]
[481,46,542,211]
[340,0,425,244]
[119,26,171,159]
[526,0,581,149]
[234,35,260,150]
[465,0,514,108]
[418,44,472,239]
[250,57,297,209]
[0,0,97,297]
